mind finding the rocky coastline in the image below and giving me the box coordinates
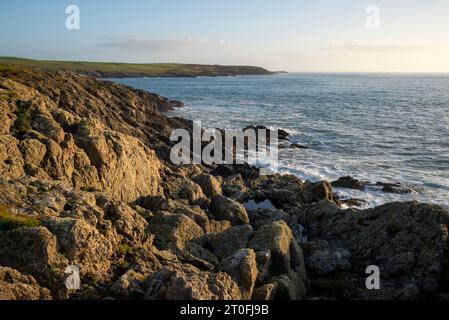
[0,66,449,300]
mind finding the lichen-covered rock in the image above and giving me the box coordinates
[42,217,115,282]
[76,119,163,202]
[148,212,204,251]
[252,282,277,300]
[192,173,222,197]
[167,200,209,232]
[222,174,249,201]
[303,241,351,276]
[248,221,308,299]
[204,225,254,260]
[210,195,249,226]
[0,135,24,179]
[0,227,67,285]
[163,176,206,204]
[294,201,449,299]
[144,264,242,300]
[0,267,52,300]
[218,249,258,299]
[301,181,337,204]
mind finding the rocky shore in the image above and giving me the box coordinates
[0,66,449,300]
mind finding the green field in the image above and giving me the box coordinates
[0,57,273,78]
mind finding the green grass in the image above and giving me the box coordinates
[0,57,273,78]
[0,205,41,231]
[14,100,32,134]
[118,244,133,255]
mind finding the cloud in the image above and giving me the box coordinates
[329,40,447,52]
[99,36,238,53]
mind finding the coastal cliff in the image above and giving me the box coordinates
[0,66,449,300]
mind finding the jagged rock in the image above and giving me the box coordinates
[167,200,209,232]
[267,189,300,208]
[97,199,149,244]
[0,267,52,300]
[206,220,232,235]
[163,176,206,204]
[295,201,449,299]
[76,119,163,202]
[204,225,254,260]
[255,250,272,283]
[42,217,115,282]
[19,139,47,167]
[192,173,222,197]
[248,221,308,299]
[302,181,337,204]
[184,242,219,268]
[222,174,249,201]
[210,164,259,180]
[144,264,242,300]
[110,270,145,298]
[148,212,204,251]
[303,241,351,276]
[218,249,258,299]
[0,135,24,179]
[274,271,307,300]
[331,176,364,190]
[374,181,416,194]
[248,208,289,229]
[249,221,303,274]
[138,195,168,212]
[0,227,67,285]
[252,283,277,300]
[210,195,249,226]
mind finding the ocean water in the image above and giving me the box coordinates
[111,73,449,209]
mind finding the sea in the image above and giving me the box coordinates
[111,73,449,209]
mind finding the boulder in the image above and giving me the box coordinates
[295,201,449,299]
[0,227,67,285]
[0,267,52,300]
[303,241,352,276]
[204,225,254,260]
[248,221,304,274]
[210,195,249,226]
[301,181,337,204]
[192,174,222,197]
[144,264,242,300]
[163,176,206,204]
[248,221,308,299]
[147,212,204,251]
[218,249,258,299]
[42,217,115,282]
[252,283,277,300]
[222,174,249,201]
[331,176,364,190]
[76,119,163,202]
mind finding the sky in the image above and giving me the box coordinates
[1,0,449,72]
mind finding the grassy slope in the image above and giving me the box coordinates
[0,57,274,78]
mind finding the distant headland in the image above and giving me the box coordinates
[0,57,277,78]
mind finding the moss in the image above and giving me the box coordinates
[118,243,133,255]
[80,186,97,192]
[14,101,32,134]
[0,90,19,100]
[0,205,41,231]
[118,260,130,270]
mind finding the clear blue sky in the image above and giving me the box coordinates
[1,0,448,72]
